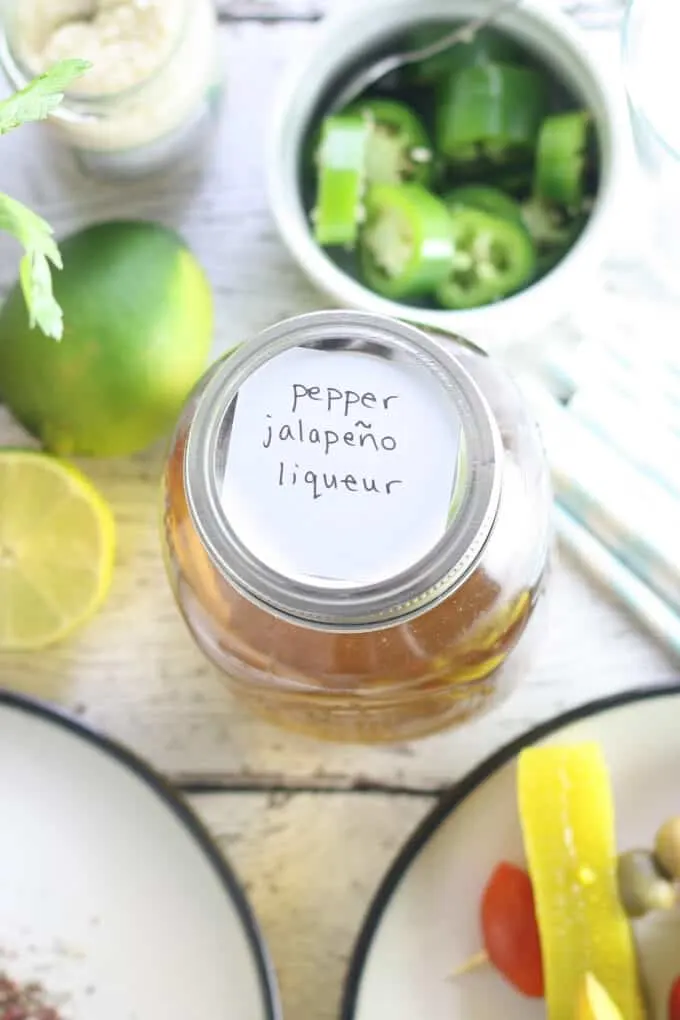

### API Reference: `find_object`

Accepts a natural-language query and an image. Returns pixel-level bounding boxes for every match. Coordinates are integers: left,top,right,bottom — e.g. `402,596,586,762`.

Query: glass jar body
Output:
0,0,222,179
162,340,552,744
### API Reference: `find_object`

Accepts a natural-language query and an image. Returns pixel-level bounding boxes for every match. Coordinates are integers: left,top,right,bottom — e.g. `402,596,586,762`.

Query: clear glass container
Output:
162,311,552,743
623,0,680,289
0,0,222,179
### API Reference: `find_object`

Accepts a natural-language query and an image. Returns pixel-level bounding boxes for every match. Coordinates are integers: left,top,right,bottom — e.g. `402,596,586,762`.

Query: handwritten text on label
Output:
222,347,461,585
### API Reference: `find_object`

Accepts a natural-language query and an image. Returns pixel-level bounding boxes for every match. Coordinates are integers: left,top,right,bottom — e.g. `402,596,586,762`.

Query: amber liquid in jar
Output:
162,313,551,743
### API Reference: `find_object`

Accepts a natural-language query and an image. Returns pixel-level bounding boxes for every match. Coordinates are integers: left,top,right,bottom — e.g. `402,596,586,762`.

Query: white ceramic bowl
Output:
267,0,628,351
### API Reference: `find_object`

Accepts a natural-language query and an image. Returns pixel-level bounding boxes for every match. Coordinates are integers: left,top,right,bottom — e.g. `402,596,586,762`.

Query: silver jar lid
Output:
184,310,503,630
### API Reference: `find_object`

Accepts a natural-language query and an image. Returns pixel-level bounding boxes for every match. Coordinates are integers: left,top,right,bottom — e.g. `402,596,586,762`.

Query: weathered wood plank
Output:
190,791,434,1020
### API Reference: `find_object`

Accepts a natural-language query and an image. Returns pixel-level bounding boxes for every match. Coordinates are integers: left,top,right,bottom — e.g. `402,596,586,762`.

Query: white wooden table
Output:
0,3,676,1017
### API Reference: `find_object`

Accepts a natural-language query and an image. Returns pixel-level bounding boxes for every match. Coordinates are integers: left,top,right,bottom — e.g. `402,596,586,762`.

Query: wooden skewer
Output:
449,949,489,979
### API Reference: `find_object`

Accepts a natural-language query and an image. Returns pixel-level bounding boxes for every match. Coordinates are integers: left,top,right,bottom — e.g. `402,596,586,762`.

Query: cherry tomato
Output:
668,975,680,1020
481,861,544,998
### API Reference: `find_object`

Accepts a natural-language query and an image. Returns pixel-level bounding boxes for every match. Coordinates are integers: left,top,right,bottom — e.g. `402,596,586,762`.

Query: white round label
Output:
221,346,463,587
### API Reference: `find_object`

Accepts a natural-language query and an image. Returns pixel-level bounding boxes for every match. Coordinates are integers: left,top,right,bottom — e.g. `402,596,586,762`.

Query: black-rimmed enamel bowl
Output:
342,684,680,1020
0,691,281,1020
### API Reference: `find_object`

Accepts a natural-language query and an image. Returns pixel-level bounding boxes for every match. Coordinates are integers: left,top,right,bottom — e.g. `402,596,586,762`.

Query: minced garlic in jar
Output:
15,0,185,95
1,0,222,176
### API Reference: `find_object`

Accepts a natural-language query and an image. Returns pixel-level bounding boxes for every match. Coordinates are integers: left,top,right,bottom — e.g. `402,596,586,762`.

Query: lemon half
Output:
0,450,115,650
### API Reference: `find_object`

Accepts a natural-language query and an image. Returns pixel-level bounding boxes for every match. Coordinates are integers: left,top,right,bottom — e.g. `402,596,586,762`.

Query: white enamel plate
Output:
342,685,680,1020
0,692,280,1020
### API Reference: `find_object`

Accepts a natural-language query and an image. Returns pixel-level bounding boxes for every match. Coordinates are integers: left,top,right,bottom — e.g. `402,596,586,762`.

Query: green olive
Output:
654,817,680,879
617,849,676,918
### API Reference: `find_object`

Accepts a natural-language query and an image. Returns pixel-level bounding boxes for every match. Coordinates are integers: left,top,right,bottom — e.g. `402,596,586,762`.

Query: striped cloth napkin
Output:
512,0,680,654
516,327,680,659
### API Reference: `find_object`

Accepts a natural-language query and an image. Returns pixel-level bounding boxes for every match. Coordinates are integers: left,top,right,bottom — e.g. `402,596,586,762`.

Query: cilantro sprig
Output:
0,59,90,340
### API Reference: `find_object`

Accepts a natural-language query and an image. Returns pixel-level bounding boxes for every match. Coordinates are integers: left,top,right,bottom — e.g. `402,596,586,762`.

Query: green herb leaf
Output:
0,58,90,135
0,60,90,339
0,193,63,340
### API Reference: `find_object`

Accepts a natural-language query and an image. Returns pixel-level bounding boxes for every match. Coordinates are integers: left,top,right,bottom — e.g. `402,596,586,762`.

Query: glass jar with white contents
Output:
0,0,221,179
162,311,552,744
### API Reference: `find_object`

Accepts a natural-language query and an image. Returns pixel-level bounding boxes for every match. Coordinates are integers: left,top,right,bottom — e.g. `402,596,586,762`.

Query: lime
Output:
0,449,116,650
0,220,214,457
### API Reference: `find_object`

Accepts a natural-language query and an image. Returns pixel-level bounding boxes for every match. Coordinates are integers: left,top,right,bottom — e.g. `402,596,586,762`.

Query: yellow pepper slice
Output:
577,973,625,1020
517,742,645,1020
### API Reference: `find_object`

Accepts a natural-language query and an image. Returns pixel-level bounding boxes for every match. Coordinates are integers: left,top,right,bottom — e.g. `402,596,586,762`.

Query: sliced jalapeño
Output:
347,98,433,186
445,184,524,224
436,63,547,165
407,24,525,84
534,110,592,208
359,182,454,300
312,113,369,247
436,206,536,309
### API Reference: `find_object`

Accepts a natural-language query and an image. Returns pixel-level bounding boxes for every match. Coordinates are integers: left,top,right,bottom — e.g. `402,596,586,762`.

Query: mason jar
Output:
162,311,552,744
0,0,222,179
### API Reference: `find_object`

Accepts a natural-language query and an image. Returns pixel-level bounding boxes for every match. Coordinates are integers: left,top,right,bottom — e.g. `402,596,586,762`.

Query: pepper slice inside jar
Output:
359,182,454,299
407,24,526,84
346,98,433,185
436,63,547,165
445,184,525,225
521,197,588,277
534,110,592,207
312,113,369,247
436,206,536,309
